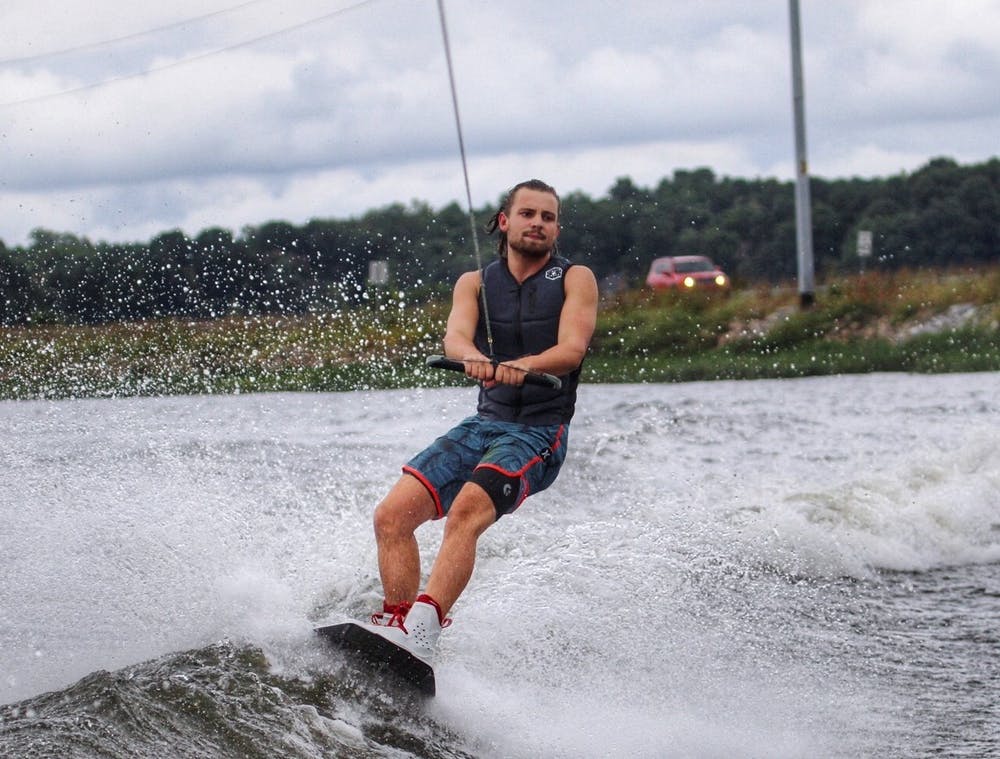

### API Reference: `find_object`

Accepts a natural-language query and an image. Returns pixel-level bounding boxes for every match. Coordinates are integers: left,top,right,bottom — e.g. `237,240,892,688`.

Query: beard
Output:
507,233,553,259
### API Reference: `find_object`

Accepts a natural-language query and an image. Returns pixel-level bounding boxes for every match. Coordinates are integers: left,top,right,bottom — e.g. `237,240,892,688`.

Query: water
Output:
1,372,998,758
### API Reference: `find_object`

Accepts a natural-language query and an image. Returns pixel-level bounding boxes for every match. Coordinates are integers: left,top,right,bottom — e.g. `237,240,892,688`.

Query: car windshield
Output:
674,259,715,273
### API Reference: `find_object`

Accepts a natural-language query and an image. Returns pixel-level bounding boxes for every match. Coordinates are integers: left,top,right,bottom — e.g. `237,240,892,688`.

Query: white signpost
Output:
367,260,389,285
857,230,873,258
857,230,873,272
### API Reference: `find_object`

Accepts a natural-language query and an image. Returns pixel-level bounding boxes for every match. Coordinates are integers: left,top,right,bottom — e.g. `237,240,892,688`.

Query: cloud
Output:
805,0,1000,125
1,0,998,247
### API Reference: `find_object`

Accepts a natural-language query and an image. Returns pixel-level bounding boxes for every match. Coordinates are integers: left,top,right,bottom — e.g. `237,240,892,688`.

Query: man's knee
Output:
469,467,522,520
447,483,501,534
373,475,436,538
372,500,401,540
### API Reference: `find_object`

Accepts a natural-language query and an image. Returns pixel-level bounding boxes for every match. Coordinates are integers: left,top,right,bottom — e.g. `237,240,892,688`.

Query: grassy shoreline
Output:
2,266,998,400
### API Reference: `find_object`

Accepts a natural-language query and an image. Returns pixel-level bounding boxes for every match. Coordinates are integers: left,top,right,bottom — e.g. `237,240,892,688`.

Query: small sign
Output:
857,230,873,258
368,260,389,285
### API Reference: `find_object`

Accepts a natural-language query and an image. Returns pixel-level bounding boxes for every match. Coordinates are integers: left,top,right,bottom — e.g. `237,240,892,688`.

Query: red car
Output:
646,255,729,291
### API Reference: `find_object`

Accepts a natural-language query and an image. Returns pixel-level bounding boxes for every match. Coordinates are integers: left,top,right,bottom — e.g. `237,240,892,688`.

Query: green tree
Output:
0,240,35,324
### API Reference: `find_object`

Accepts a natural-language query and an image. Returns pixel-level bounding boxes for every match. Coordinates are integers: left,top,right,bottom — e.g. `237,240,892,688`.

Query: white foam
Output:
735,427,1000,577
3,372,998,758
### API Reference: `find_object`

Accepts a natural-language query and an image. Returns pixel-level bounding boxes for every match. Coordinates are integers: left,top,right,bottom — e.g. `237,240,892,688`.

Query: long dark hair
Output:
485,179,560,257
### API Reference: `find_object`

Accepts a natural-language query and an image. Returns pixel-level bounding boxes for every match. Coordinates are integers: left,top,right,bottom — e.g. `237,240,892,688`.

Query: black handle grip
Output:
425,355,562,390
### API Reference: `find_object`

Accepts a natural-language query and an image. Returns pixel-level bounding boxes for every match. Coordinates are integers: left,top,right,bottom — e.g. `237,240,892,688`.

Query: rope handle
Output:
425,355,562,390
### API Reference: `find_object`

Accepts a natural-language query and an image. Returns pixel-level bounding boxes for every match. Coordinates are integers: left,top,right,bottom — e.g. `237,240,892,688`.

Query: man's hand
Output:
456,355,530,388
459,353,496,385
492,360,529,387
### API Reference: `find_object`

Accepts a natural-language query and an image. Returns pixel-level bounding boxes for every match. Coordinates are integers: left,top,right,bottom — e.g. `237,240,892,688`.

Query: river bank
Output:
1,266,997,400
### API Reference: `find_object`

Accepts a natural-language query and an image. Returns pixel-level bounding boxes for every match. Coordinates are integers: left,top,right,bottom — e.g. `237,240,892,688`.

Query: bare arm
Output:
442,271,497,383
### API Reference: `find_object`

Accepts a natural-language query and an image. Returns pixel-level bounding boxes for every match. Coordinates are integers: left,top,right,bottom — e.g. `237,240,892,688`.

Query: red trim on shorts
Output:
472,424,566,510
402,465,445,519
550,423,566,454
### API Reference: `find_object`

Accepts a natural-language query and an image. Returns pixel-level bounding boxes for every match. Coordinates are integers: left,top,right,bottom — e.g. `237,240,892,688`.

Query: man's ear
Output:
497,212,509,232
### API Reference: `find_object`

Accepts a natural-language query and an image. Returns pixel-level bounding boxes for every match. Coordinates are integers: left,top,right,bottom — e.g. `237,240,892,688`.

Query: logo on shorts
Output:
503,483,513,497
545,266,563,281
539,446,552,461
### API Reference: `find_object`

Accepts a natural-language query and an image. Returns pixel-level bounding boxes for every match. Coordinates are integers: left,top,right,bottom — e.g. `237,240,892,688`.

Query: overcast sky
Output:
2,0,999,247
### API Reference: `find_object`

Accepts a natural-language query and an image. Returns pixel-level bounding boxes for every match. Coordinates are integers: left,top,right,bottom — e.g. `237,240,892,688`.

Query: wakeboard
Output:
315,622,436,697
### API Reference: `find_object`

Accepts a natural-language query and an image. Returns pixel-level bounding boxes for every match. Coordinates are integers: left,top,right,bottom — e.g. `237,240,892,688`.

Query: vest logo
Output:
545,266,564,281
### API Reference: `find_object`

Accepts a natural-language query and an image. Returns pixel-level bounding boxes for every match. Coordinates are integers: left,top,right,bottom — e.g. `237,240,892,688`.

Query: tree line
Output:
1,156,998,325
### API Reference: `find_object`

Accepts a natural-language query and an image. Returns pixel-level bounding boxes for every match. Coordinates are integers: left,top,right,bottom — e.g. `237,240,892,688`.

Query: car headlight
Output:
683,276,696,288
715,275,727,286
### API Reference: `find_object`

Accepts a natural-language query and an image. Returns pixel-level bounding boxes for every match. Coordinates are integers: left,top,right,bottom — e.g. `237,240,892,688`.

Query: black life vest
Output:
474,255,581,425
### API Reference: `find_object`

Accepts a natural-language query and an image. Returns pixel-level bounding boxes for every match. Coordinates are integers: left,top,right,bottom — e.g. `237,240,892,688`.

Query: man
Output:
366,179,598,663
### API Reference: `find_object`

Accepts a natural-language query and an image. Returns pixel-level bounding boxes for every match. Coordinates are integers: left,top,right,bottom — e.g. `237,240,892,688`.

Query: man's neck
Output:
504,250,552,284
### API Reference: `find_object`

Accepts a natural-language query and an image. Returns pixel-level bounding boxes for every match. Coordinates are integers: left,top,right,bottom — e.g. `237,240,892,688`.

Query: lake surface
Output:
2,372,998,757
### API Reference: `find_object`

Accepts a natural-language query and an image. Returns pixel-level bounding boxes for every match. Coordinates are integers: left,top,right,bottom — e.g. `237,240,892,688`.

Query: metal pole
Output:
789,0,815,308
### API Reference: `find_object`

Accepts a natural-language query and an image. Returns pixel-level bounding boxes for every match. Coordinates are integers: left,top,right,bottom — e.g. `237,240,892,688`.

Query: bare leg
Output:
424,482,496,618
373,475,437,606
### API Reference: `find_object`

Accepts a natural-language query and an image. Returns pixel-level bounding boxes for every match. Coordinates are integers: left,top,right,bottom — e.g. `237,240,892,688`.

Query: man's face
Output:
499,188,560,259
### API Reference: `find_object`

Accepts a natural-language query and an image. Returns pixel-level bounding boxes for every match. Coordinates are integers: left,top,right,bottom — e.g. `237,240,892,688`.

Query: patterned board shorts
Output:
403,415,569,519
